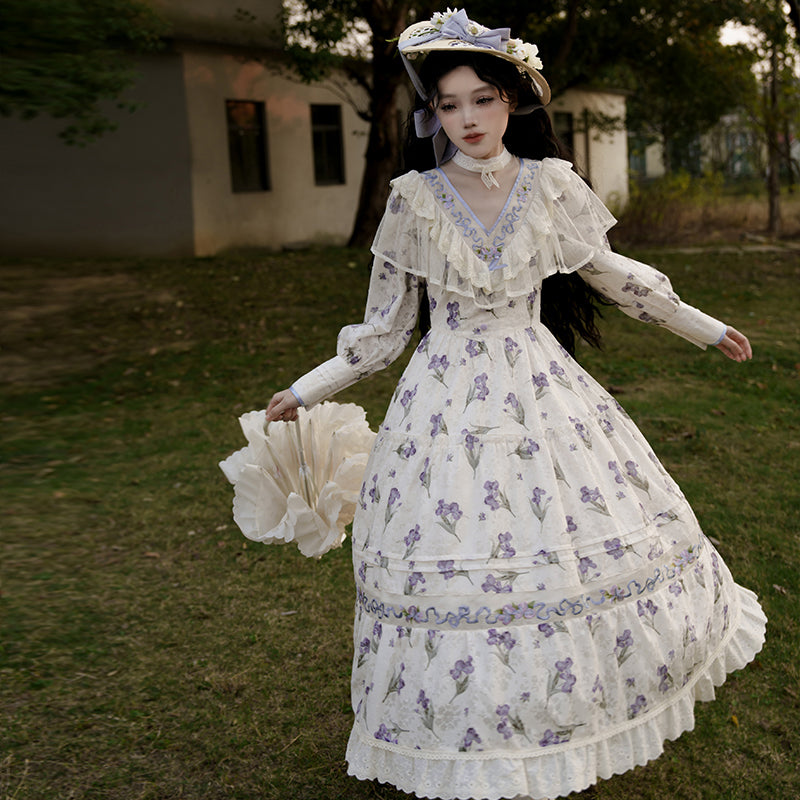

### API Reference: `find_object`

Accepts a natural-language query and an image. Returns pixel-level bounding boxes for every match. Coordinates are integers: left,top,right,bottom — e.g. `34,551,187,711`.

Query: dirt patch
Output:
0,268,166,387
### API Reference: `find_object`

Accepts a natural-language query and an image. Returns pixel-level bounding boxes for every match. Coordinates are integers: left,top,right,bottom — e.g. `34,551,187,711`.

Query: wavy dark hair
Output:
402,50,607,356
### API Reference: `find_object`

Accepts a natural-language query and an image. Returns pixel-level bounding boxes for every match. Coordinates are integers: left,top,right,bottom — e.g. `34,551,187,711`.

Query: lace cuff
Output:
290,356,359,409
663,303,727,350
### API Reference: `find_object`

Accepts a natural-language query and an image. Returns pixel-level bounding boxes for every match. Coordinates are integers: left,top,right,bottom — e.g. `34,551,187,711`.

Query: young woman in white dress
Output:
265,9,765,800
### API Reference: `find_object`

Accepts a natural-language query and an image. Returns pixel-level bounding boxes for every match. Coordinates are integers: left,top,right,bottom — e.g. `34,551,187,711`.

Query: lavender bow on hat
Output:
398,9,511,98
405,9,511,54
413,109,457,165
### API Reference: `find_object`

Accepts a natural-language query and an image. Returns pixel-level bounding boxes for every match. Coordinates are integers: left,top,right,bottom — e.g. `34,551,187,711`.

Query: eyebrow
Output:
437,83,495,101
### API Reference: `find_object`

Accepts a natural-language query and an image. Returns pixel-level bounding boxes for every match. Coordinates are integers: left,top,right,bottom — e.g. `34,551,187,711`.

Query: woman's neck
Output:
452,148,512,189
441,150,520,229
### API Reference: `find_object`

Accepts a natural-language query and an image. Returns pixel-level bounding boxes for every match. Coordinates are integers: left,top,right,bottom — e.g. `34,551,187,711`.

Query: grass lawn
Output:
1,245,798,800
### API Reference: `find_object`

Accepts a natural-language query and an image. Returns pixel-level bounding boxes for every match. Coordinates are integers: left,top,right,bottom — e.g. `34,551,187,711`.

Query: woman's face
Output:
433,65,513,159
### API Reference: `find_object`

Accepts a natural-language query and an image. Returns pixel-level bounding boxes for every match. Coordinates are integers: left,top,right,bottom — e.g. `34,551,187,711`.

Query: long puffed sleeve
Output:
290,259,424,408
578,248,726,349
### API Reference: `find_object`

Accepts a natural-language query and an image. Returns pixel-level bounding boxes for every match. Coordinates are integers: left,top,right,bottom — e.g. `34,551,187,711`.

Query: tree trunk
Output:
348,42,406,247
766,48,781,237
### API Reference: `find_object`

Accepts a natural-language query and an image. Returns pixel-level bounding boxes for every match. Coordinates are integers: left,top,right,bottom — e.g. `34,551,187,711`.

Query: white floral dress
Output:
291,157,766,800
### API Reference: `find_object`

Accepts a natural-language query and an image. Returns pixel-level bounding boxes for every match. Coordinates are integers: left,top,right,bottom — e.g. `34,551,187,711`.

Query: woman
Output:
265,10,765,799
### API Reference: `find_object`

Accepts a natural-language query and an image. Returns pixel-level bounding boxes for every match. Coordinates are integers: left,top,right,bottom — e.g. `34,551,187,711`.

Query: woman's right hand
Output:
265,389,301,422
714,326,753,363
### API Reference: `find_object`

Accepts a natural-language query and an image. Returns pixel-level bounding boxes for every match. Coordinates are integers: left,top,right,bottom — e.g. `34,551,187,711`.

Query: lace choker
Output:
452,148,512,189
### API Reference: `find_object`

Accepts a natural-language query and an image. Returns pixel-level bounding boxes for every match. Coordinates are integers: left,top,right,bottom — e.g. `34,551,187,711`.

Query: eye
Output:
476,96,495,105
438,102,457,113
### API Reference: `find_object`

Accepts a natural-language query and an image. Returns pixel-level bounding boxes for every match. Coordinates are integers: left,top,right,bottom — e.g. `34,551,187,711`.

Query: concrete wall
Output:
549,89,629,211
0,54,195,256
181,47,370,255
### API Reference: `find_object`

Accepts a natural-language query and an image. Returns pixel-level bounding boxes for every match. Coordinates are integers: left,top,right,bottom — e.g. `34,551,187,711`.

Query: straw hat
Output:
398,8,551,105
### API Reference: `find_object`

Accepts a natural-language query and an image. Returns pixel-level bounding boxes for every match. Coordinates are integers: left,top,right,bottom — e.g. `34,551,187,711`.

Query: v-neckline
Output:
420,159,541,272
435,161,524,234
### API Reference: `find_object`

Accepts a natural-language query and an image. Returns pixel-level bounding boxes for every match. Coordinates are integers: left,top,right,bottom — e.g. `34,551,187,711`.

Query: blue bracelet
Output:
289,385,305,406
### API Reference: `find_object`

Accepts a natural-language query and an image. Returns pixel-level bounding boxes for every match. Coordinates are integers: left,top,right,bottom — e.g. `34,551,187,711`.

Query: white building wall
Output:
181,48,370,255
549,89,629,210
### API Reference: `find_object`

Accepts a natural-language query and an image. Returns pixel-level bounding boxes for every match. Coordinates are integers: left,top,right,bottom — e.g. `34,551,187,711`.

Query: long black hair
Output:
402,50,606,356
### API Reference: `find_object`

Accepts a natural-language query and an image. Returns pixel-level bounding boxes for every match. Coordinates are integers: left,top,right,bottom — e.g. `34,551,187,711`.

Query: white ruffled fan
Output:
219,402,376,558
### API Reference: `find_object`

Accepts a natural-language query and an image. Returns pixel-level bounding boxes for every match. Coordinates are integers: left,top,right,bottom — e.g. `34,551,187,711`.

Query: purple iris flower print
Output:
615,629,635,665
565,515,577,533
437,559,472,583
580,485,610,515
460,727,482,751
495,704,530,742
419,457,431,495
385,487,401,525
504,337,521,368
491,531,515,559
637,598,659,633
539,729,569,747
511,437,539,459
415,688,436,734
657,664,673,693
430,413,448,438
503,392,526,427
604,538,626,560
435,499,463,538
403,525,421,558
404,571,426,596
532,372,549,399
481,574,513,593
625,459,650,494
446,301,461,330
374,723,398,743
484,480,514,516
427,355,450,386
549,360,572,390
464,372,490,409
449,655,474,700
627,694,648,719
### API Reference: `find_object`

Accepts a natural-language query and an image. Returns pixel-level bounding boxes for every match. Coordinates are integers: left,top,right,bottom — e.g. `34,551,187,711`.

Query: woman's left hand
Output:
715,326,753,362
265,389,301,422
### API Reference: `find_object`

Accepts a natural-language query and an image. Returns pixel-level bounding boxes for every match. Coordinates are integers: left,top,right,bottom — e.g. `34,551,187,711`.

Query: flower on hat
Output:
432,8,459,27
507,39,544,71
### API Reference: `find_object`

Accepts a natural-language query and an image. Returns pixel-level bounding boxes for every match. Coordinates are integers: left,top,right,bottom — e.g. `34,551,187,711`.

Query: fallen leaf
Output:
143,551,160,559
772,584,788,595
731,715,739,727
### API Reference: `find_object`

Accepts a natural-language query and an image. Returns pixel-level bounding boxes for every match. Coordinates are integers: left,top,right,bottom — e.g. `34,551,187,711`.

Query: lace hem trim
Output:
345,585,766,798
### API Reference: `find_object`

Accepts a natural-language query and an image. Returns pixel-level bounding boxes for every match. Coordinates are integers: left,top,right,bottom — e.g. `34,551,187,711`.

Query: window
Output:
311,104,345,185
226,100,270,192
553,111,574,155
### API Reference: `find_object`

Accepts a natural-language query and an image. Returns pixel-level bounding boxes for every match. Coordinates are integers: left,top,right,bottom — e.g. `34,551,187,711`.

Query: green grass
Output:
1,246,799,800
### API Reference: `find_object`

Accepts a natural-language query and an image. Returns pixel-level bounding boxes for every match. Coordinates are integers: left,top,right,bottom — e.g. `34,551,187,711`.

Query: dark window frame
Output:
553,111,575,156
226,99,270,193
311,104,345,186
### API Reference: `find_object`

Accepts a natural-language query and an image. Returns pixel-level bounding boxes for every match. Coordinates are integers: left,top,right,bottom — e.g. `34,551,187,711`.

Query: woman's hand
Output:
265,389,301,422
715,326,753,363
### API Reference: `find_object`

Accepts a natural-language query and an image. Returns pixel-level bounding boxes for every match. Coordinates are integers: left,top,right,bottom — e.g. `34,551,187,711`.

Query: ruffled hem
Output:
345,584,766,800
372,158,617,309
